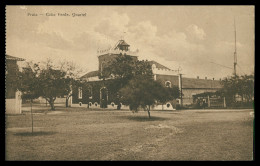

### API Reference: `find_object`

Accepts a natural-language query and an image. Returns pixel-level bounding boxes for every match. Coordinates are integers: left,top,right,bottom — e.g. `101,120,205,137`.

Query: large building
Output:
5,55,25,114
71,40,222,110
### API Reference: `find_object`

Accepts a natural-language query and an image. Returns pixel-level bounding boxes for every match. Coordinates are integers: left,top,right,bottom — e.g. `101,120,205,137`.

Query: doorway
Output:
100,87,108,108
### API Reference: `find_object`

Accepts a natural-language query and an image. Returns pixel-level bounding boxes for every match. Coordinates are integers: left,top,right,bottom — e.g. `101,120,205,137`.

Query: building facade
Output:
71,40,222,110
5,55,25,114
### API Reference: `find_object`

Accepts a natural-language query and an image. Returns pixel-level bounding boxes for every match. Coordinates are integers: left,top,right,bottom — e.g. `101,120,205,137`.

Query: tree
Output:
18,60,77,110
101,54,154,109
120,76,180,118
58,60,83,107
240,74,254,102
219,74,254,106
18,63,40,133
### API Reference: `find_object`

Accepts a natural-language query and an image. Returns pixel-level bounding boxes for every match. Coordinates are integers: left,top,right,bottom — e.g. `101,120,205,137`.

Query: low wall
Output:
6,98,22,114
71,102,130,110
36,97,66,107
71,102,175,111
39,103,66,107
152,103,176,110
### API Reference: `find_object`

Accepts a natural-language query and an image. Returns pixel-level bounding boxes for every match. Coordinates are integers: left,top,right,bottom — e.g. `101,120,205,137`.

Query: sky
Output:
6,6,254,79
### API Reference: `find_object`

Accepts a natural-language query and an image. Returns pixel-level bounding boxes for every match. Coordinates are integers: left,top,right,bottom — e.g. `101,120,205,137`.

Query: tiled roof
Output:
182,77,222,89
148,60,171,70
6,55,25,61
81,70,99,79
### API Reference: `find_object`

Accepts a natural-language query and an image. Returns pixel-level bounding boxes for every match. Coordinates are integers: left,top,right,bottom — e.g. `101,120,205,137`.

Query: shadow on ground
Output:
121,115,169,122
13,131,57,136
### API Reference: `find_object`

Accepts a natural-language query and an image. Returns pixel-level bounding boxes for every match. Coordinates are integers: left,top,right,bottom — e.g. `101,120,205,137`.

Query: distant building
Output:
5,55,25,114
71,40,222,110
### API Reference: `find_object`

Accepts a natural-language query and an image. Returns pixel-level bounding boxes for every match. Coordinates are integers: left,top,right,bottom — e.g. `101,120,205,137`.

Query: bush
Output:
176,104,181,110
229,101,254,108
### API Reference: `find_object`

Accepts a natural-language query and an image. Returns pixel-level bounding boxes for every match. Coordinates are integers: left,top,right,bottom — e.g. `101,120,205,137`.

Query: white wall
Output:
152,104,176,110
6,91,22,114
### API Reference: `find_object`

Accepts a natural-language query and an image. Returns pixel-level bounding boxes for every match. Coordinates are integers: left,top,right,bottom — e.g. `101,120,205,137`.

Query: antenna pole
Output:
233,18,237,76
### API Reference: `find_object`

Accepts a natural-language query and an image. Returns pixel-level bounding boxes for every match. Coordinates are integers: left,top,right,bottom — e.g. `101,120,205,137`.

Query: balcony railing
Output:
97,49,139,56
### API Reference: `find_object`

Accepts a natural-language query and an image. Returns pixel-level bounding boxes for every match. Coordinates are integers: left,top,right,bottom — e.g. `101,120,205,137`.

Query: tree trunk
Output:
147,105,151,119
48,98,56,110
66,94,72,108
66,97,68,107
50,102,55,110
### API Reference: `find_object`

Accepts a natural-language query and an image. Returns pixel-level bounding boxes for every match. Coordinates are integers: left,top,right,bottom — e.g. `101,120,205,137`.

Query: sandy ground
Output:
5,107,254,160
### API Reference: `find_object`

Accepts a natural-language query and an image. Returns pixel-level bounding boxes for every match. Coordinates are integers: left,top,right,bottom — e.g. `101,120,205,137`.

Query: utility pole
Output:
233,18,237,76
178,74,183,107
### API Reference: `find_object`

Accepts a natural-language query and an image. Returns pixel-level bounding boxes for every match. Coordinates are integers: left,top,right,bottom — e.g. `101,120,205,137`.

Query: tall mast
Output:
233,18,237,76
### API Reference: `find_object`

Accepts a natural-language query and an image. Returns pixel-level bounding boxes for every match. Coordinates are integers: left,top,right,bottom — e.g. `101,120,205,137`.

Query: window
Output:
78,87,82,99
88,87,93,97
111,102,115,107
166,103,171,108
165,81,172,88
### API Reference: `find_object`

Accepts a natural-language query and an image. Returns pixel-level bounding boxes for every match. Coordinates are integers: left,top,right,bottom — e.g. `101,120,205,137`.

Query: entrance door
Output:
100,87,108,108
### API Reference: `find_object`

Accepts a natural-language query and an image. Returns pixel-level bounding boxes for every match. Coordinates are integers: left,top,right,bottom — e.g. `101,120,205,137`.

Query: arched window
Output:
165,81,172,88
78,87,82,99
166,103,171,108
88,87,93,97
166,102,172,108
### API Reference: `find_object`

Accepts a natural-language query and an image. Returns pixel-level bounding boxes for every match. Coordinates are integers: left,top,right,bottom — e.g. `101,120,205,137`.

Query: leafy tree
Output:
18,60,79,110
17,63,40,133
58,60,83,107
100,54,180,113
240,74,254,102
219,74,254,106
101,54,154,109
101,54,152,81
100,54,136,80
119,76,180,118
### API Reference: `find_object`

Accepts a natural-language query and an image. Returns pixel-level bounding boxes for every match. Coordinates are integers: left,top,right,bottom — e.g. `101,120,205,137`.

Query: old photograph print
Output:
5,6,254,160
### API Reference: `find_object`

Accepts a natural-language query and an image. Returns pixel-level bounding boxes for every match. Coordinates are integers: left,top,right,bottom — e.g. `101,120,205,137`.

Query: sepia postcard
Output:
5,5,254,161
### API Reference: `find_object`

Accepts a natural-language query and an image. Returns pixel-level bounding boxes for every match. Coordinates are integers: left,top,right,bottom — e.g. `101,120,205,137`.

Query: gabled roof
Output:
80,70,99,79
148,60,171,70
6,55,25,61
182,77,222,89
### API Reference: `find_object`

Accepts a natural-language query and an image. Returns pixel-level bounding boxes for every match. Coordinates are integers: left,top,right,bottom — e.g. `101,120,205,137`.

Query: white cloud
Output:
94,12,130,40
128,21,157,43
186,24,206,40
